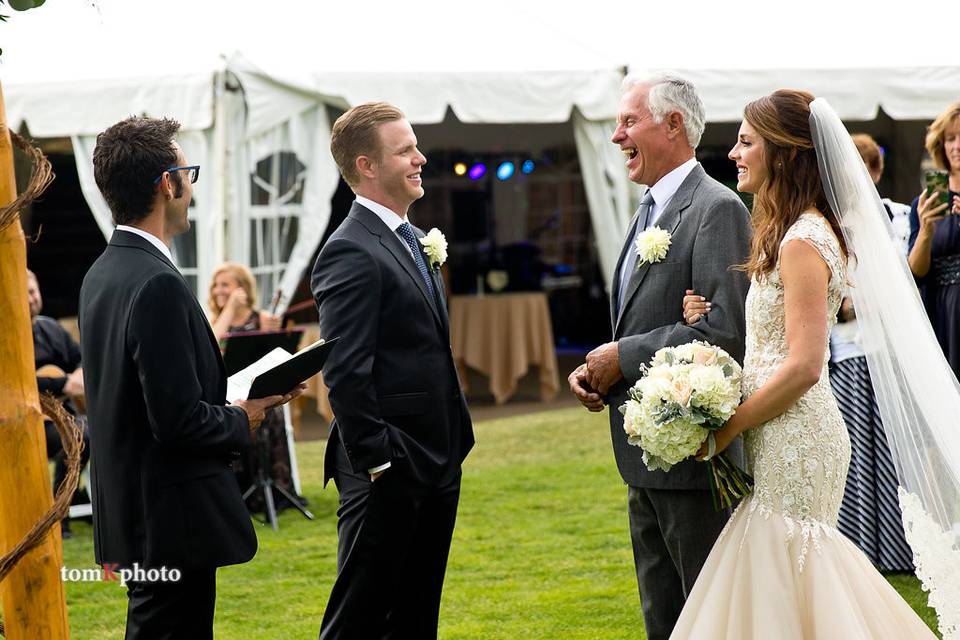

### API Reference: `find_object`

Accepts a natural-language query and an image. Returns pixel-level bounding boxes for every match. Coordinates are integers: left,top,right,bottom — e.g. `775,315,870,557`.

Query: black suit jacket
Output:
311,203,474,487
79,230,256,570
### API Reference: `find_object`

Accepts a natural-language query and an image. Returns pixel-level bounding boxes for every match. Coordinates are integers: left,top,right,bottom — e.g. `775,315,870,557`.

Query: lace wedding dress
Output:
671,214,936,639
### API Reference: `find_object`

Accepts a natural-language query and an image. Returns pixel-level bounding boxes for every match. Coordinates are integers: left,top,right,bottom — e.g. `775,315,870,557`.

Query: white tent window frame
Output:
244,146,310,308
170,204,200,295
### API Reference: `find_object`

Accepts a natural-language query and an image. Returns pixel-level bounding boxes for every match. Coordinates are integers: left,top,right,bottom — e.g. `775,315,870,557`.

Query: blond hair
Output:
330,102,405,188
208,262,257,315
925,101,960,170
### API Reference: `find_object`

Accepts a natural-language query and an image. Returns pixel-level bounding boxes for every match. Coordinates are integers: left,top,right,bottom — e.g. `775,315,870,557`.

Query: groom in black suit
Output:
79,116,299,639
312,102,474,639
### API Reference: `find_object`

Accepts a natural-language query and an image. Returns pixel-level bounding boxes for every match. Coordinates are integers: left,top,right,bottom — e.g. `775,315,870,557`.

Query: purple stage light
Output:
468,163,487,180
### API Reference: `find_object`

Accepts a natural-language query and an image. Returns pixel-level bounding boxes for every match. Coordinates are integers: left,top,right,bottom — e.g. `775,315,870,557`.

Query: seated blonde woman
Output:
208,262,281,341
206,261,305,514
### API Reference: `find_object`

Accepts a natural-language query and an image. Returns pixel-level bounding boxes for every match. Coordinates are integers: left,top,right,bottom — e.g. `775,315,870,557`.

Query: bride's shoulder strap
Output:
778,214,843,283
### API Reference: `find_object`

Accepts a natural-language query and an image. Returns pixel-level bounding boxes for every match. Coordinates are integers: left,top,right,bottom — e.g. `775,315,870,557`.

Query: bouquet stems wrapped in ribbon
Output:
619,341,753,510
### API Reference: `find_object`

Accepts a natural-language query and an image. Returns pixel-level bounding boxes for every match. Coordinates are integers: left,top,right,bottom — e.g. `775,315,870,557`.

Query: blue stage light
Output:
496,162,515,181
468,163,487,180
521,159,535,174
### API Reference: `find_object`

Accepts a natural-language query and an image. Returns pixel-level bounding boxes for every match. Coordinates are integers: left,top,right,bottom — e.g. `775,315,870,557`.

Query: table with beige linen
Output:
448,292,560,405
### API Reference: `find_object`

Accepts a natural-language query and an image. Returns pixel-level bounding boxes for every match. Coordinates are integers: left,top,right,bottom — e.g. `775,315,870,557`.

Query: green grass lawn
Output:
58,408,941,638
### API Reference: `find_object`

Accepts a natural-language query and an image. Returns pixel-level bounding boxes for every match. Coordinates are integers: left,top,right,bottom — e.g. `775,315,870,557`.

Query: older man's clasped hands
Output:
567,341,625,412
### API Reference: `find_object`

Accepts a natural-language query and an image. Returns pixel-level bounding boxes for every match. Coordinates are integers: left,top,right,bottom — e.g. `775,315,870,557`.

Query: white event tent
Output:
2,0,958,299
1,0,632,303
619,0,959,209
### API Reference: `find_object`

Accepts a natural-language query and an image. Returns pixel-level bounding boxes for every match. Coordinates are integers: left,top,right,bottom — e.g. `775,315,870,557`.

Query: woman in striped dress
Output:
828,134,912,571
829,309,913,571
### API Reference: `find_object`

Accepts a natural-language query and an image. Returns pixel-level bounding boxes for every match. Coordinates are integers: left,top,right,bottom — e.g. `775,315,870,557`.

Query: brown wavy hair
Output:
739,89,848,280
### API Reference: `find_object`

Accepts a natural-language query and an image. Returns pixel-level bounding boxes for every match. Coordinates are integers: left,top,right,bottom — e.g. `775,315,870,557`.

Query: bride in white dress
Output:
672,90,938,639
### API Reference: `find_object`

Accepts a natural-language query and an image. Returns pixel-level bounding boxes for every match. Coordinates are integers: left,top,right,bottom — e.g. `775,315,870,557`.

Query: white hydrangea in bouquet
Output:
619,340,753,509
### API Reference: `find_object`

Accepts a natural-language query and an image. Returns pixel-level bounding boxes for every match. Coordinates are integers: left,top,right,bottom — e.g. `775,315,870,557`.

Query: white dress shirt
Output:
645,157,699,227
115,224,175,264
355,196,413,259
617,158,700,294
353,195,408,476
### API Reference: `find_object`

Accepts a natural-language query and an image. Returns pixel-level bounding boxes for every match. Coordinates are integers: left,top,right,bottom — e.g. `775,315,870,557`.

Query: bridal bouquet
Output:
619,341,753,509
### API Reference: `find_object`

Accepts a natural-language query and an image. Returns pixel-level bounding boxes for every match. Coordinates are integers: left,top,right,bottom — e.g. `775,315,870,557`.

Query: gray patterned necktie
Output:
617,190,656,314
396,222,436,300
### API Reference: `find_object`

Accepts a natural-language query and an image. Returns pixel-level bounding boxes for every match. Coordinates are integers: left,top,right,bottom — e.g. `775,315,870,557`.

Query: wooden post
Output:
0,82,70,638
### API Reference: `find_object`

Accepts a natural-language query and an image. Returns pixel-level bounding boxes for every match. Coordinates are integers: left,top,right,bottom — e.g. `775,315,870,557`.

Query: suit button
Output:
453,390,460,399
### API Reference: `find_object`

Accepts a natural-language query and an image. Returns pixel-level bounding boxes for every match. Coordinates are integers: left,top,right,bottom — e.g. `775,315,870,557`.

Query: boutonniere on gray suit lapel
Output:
419,228,448,270
634,226,672,266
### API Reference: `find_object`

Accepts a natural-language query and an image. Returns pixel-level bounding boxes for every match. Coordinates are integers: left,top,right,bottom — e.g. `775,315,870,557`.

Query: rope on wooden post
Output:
0,131,54,233
0,122,66,637
0,394,83,637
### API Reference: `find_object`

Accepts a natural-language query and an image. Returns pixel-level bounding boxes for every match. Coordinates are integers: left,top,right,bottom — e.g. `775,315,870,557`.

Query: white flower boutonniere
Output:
419,228,448,269
634,226,672,265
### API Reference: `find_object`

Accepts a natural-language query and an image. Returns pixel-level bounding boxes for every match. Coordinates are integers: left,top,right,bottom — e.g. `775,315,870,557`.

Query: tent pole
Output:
0,81,71,639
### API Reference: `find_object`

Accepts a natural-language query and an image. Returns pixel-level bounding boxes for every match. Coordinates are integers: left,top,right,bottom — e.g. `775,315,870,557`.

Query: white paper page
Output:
226,347,292,401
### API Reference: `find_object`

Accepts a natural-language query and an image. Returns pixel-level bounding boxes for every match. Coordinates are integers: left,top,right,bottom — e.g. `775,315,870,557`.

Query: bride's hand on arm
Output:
682,289,711,324
695,423,739,460
722,239,832,438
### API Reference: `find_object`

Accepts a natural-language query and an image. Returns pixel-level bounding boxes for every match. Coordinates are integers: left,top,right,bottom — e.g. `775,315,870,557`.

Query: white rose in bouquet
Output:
690,342,719,366
619,341,752,509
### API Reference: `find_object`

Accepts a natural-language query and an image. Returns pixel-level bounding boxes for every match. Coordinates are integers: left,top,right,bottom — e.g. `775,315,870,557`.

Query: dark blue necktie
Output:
396,222,436,300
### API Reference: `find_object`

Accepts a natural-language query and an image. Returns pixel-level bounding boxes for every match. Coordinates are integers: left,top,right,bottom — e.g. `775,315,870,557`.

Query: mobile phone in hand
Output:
925,170,950,211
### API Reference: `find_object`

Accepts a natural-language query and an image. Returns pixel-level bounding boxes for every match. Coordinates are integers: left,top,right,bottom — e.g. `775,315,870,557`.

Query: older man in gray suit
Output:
568,74,751,640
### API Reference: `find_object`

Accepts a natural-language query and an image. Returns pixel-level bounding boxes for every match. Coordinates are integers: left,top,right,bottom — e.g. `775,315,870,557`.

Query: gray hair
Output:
622,73,706,149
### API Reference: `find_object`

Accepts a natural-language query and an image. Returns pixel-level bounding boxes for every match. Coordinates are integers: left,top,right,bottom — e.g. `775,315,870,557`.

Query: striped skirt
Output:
829,356,914,572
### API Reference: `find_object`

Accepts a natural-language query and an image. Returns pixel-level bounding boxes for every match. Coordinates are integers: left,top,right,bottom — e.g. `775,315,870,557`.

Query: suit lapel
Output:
111,229,227,376
615,166,705,335
351,204,445,332
421,241,450,333
428,264,449,333
110,228,179,272
610,205,643,329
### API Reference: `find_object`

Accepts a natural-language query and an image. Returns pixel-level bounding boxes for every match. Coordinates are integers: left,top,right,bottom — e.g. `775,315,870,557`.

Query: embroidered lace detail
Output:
717,495,842,572
738,214,850,568
898,489,960,640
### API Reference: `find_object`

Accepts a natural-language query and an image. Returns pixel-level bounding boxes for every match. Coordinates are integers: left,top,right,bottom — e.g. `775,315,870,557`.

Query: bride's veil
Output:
810,98,960,637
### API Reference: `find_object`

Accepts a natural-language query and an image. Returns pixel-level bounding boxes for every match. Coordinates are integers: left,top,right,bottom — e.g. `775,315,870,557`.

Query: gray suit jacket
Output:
608,164,751,489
